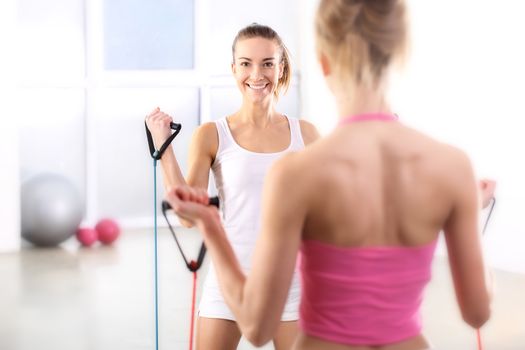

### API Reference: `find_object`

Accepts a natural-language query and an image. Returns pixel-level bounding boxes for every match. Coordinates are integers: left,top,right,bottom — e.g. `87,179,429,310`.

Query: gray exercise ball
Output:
21,173,83,247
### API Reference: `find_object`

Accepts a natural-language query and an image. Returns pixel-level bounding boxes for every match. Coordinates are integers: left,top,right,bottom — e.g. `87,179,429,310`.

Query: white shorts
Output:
198,261,301,321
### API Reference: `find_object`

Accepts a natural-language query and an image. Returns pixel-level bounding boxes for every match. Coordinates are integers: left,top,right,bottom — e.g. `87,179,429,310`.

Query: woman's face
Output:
232,37,283,103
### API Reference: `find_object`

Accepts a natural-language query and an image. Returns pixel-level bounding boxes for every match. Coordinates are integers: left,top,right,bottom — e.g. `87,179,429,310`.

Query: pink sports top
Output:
299,239,437,345
339,112,399,125
299,112,436,346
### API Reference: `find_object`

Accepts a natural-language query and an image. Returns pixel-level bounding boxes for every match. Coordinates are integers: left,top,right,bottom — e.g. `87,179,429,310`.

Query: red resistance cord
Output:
475,197,496,350
477,329,483,350
189,263,199,350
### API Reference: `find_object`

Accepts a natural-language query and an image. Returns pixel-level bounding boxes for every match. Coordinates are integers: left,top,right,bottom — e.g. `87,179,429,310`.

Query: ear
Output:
278,62,284,79
231,62,236,75
319,52,331,76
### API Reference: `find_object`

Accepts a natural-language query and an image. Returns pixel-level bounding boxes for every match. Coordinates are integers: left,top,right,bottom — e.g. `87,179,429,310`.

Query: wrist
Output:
197,210,222,237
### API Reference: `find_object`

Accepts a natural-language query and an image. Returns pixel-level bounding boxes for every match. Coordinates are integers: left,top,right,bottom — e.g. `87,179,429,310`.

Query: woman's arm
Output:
146,108,185,188
146,108,217,227
444,151,492,329
166,153,306,346
299,119,321,146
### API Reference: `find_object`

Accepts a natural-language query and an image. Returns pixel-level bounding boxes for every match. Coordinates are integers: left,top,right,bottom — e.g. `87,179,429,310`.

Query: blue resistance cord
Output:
145,121,218,350
153,158,159,350
145,121,181,350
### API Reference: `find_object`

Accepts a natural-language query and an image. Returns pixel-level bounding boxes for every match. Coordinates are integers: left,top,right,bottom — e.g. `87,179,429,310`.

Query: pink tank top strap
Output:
339,113,398,126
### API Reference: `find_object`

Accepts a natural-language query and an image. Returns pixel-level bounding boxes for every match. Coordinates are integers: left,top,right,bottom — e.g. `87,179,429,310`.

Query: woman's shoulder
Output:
407,128,475,187
193,122,218,138
191,122,219,154
297,118,321,145
401,125,472,164
418,130,473,167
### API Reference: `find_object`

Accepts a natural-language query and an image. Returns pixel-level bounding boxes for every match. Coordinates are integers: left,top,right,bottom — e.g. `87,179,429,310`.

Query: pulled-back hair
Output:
232,23,292,97
316,0,407,86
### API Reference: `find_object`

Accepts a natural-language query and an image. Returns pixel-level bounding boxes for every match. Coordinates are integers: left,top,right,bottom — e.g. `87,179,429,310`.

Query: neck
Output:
334,82,392,120
236,97,277,127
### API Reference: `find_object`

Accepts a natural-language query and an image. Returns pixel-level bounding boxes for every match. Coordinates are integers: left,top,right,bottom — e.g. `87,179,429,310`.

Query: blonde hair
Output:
232,23,292,97
315,0,407,87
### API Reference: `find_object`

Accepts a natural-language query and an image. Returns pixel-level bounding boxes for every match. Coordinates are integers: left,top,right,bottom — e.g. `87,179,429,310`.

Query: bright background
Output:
1,0,524,275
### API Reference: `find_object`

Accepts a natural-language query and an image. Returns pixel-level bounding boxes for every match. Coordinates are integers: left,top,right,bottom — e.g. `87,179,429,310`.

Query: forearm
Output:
486,268,494,302
198,221,279,345
160,148,198,227
159,147,186,189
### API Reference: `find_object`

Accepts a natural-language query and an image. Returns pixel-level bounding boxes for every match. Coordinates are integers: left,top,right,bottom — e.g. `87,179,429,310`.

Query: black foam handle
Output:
161,196,220,211
481,197,496,235
145,121,182,160
209,196,220,208
161,195,219,273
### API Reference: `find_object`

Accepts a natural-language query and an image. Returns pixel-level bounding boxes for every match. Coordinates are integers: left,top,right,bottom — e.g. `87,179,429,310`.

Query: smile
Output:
247,83,269,90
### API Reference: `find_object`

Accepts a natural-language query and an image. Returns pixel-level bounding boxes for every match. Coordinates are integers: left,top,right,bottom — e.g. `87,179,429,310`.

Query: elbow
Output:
245,329,272,348
462,305,491,329
235,297,282,346
458,284,493,329
242,321,273,347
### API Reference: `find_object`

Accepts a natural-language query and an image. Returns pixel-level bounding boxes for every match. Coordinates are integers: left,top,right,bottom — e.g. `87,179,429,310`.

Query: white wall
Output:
298,0,337,134
0,123,19,253
0,0,20,252
299,0,525,274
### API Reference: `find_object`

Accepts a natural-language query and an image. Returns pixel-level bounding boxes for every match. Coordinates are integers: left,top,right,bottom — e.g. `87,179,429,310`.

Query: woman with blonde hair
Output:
146,23,319,349
165,1,494,349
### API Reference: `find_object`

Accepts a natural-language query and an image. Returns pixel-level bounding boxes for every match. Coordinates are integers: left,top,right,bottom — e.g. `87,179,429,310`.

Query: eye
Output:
239,61,250,67
263,62,274,68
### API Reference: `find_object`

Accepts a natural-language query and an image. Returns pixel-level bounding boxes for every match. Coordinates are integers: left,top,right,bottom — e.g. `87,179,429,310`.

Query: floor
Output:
1,228,524,350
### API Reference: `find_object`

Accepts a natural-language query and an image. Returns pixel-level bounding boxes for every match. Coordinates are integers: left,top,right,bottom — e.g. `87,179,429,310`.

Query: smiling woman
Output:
233,42,280,103
145,23,320,350
231,24,292,99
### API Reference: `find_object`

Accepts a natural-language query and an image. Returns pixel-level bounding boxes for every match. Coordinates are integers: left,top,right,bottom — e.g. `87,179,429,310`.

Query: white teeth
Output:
248,83,267,90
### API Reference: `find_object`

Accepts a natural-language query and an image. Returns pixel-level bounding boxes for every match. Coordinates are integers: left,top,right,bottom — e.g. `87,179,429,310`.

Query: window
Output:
103,0,194,70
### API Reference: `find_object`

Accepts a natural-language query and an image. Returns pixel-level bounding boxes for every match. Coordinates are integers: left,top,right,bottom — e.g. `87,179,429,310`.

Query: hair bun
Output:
315,0,406,85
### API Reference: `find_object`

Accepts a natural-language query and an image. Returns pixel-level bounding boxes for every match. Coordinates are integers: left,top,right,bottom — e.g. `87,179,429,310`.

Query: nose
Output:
250,65,263,80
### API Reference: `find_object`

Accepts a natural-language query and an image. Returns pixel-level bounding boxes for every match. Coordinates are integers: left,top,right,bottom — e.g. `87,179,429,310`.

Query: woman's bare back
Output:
299,121,468,248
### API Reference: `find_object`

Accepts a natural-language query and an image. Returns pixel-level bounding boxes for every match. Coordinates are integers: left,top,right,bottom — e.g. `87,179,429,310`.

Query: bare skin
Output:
165,77,494,349
167,115,494,349
146,36,319,350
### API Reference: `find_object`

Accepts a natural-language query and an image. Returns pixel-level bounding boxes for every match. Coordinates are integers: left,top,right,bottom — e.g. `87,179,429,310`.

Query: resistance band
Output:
477,197,496,350
145,121,181,350
162,199,218,350
145,121,219,350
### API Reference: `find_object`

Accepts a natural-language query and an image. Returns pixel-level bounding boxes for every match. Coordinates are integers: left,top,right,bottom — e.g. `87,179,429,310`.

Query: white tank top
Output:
211,116,305,266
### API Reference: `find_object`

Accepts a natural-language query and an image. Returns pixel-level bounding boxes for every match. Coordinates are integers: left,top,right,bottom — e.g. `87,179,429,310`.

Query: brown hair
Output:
315,0,407,86
232,23,292,97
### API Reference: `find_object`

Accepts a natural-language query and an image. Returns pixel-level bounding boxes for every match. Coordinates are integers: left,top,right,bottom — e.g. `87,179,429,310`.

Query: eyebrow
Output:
237,57,276,61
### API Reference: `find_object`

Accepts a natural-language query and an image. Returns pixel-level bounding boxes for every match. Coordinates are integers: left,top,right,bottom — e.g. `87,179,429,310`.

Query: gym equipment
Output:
95,218,120,245
162,199,219,350
162,199,219,271
146,120,181,350
145,119,218,350
21,173,83,247
76,227,98,247
477,196,496,350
